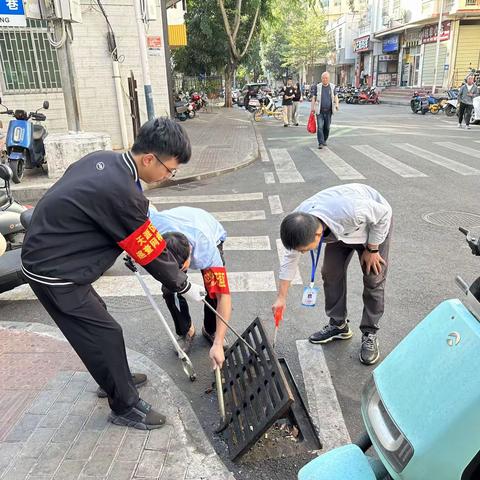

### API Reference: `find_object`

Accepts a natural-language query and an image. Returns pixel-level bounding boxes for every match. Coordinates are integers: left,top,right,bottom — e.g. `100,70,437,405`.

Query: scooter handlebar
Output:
459,227,469,236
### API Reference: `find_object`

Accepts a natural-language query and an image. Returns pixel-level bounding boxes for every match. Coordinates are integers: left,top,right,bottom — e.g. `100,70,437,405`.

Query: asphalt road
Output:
2,101,480,479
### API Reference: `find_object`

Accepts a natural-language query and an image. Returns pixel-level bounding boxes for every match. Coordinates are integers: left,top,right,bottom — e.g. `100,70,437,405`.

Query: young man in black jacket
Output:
21,118,207,430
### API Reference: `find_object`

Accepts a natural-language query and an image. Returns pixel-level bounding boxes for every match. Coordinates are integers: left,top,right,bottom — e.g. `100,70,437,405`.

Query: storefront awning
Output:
374,18,436,38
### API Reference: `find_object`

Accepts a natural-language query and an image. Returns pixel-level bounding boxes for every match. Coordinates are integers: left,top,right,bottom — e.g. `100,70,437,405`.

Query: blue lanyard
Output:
310,235,324,284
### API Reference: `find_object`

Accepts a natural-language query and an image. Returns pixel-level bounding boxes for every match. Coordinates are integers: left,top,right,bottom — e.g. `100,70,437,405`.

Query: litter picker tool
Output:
272,306,284,349
201,298,260,358
124,257,197,382
215,366,226,424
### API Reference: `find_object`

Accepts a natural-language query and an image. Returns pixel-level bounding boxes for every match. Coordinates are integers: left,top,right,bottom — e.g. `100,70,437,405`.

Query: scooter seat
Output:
0,248,25,295
298,444,377,480
20,208,34,230
32,124,46,141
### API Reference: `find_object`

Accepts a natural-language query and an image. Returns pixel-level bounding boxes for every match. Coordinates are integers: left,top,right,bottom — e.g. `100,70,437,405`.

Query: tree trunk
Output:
224,61,235,108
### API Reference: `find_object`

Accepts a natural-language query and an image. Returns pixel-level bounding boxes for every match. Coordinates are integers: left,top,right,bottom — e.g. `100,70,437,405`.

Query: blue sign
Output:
383,35,399,53
0,0,26,27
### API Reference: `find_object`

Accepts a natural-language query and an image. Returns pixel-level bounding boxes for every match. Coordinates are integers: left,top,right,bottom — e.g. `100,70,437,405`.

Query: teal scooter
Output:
299,227,480,480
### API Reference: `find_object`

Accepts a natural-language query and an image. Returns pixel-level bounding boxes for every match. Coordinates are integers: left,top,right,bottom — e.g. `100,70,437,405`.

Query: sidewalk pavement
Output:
0,322,235,480
11,108,258,203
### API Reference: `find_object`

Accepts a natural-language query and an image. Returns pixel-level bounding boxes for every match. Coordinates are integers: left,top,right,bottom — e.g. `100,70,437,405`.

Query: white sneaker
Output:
467,125,471,130
458,124,463,128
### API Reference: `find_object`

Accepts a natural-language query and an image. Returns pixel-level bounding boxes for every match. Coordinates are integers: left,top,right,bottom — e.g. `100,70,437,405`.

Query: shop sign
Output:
354,35,371,53
379,54,398,61
421,21,451,44
383,35,399,53
0,0,26,27
147,36,162,55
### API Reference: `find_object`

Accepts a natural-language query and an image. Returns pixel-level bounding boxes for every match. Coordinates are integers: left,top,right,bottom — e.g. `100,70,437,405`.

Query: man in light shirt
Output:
272,184,392,365
149,206,230,368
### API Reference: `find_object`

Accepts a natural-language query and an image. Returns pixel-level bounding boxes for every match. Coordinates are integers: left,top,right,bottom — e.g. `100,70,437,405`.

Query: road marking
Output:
310,147,365,180
1,272,278,302
256,131,270,162
148,192,263,204
269,148,305,183
268,195,284,215
276,239,302,285
264,172,276,184
296,340,351,451
211,210,266,222
352,145,427,178
435,142,480,159
393,143,480,175
224,236,271,250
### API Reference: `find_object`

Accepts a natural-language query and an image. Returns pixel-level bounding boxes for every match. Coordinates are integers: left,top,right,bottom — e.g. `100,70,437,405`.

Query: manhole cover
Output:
105,296,156,313
423,211,480,228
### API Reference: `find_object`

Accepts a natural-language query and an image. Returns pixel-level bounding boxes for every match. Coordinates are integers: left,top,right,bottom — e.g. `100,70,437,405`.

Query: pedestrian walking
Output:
458,74,479,130
292,82,302,126
272,183,392,366
21,118,207,430
310,72,339,149
282,78,295,127
149,206,231,363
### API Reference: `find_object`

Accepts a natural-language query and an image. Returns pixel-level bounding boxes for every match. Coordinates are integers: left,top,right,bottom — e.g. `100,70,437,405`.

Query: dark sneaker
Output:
284,124,288,127
202,327,229,349
318,144,323,149
359,333,380,365
109,398,166,430
96,373,147,398
309,321,353,344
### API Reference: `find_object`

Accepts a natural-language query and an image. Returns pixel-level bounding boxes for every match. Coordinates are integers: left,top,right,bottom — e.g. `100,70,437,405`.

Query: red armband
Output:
118,219,166,266
202,267,230,299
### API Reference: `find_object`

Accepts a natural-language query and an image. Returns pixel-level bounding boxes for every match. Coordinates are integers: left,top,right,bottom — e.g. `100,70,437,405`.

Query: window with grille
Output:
0,19,62,93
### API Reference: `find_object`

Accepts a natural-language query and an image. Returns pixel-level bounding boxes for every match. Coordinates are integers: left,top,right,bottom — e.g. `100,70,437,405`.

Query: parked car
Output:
237,83,268,107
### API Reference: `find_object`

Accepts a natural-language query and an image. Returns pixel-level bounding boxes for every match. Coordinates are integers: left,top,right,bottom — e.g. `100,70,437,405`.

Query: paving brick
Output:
0,442,23,473
135,450,166,478
51,415,87,443
53,459,85,479
100,423,128,449
65,430,101,460
39,402,73,428
71,372,91,382
4,414,43,442
69,392,98,417
158,463,188,480
83,405,109,431
82,445,117,477
3,456,36,479
55,380,86,404
27,390,61,415
21,428,55,458
44,371,74,391
116,433,146,462
107,460,137,480
144,425,172,451
29,442,68,476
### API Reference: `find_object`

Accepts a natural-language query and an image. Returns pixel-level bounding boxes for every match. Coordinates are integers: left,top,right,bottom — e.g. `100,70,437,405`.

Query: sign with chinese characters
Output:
147,35,162,56
0,0,26,27
421,21,451,44
353,35,371,53
379,54,398,61
383,35,399,53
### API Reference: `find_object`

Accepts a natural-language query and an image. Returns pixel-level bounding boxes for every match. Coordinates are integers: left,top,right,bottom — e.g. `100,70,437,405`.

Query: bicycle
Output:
253,96,284,122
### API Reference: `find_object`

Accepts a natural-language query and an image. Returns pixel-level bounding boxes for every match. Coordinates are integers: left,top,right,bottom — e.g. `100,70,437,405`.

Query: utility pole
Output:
159,0,175,118
54,20,82,131
134,0,155,121
432,0,445,95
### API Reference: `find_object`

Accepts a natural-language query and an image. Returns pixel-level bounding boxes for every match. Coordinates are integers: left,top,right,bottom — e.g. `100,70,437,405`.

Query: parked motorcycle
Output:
299,226,480,479
410,91,429,115
0,164,29,250
0,98,49,184
358,87,380,104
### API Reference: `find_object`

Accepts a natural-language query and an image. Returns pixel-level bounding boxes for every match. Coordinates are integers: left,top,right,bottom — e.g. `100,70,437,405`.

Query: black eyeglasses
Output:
152,153,177,178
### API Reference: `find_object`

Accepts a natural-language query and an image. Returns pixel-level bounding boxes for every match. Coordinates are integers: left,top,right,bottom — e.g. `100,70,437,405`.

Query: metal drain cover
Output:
423,211,480,228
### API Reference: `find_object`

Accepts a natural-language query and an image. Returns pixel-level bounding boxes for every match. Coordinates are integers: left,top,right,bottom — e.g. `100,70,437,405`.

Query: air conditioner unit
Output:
34,0,82,22
145,0,157,21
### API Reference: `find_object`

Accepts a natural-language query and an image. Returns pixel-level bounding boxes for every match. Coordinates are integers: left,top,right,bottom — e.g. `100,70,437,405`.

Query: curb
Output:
0,321,235,480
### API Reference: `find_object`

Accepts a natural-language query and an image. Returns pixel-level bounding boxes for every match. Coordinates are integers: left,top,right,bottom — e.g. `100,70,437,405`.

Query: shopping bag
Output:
307,112,316,134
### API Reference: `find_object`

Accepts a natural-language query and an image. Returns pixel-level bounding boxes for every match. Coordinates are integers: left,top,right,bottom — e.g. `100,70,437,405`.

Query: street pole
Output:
54,20,81,132
134,0,155,121
159,0,175,118
431,0,445,95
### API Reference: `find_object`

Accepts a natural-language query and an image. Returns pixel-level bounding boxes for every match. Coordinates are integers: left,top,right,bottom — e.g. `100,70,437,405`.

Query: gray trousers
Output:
321,228,391,334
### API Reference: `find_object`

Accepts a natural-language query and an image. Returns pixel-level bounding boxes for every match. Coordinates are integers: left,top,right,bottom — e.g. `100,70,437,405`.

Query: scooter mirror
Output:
0,164,13,182
43,101,49,110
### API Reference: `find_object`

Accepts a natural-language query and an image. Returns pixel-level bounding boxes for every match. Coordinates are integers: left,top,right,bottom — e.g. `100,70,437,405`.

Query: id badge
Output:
302,285,319,307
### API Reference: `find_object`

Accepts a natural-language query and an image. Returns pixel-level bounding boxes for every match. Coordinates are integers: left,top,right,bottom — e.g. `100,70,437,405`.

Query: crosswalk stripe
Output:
211,211,266,222
257,131,270,162
148,193,263,204
276,239,302,285
269,148,305,183
352,145,427,178
268,195,284,215
224,236,271,250
0,272,278,302
435,142,480,159
393,143,480,175
310,147,365,180
264,172,276,184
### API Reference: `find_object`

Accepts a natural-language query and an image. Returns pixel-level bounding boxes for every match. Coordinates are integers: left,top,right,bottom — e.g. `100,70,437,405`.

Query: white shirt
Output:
279,184,392,282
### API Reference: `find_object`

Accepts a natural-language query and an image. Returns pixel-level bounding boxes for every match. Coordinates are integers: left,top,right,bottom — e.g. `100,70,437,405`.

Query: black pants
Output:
316,111,332,145
458,102,473,126
162,243,225,337
28,280,138,414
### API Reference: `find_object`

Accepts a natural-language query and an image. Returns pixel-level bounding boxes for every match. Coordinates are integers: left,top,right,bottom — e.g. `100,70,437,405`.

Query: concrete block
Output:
29,442,69,476
20,427,55,458
53,459,86,479
39,401,73,428
4,413,43,442
45,132,112,179
82,445,117,476
107,460,137,480
51,414,87,443
27,389,61,415
3,456,36,479
116,433,146,462
135,449,166,478
65,430,101,460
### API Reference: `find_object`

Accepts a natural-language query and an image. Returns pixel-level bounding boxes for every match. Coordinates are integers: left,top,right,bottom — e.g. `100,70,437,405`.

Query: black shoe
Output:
284,124,288,127
295,123,299,126
202,326,229,349
96,373,147,398
318,144,323,149
177,328,195,355
309,321,352,344
359,333,380,365
109,399,166,430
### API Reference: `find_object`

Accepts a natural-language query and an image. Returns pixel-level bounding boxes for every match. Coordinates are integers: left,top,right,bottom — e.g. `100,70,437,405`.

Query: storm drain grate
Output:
221,317,294,460
422,211,480,228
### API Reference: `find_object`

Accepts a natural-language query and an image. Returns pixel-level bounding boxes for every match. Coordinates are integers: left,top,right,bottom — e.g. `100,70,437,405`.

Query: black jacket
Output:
21,151,190,293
